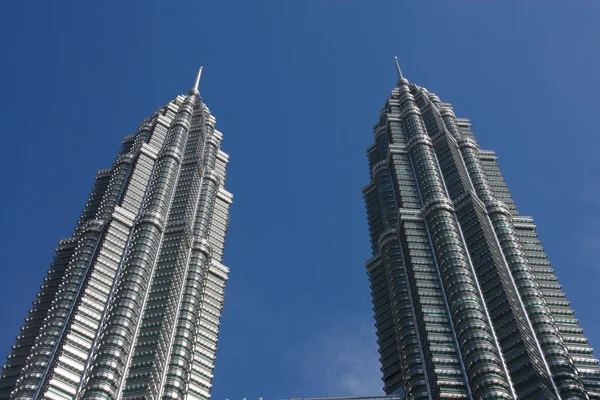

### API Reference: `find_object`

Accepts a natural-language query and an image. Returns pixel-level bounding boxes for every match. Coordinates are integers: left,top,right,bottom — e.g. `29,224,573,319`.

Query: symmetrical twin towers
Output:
1,62,598,400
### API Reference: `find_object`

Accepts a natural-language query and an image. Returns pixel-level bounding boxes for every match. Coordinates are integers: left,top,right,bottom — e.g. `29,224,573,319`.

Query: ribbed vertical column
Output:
4,110,165,400
94,156,135,221
81,95,195,400
0,83,233,400
428,93,589,399
0,165,113,399
161,130,220,399
119,112,206,399
397,79,514,399
372,154,431,399
0,241,75,399
10,142,138,399
9,222,104,400
379,232,430,399
457,139,588,398
416,91,556,398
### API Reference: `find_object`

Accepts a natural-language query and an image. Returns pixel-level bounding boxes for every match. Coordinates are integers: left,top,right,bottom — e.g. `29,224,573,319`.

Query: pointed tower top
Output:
394,56,409,87
189,66,203,96
394,56,403,79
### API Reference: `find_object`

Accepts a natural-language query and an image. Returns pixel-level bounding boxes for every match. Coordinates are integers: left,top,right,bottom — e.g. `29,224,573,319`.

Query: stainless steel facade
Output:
0,71,233,400
363,68,600,399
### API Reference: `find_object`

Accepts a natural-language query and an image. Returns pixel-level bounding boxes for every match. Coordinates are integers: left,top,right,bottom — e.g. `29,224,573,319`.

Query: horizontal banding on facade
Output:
371,160,388,178
81,219,106,234
457,137,479,152
116,153,135,165
407,134,433,151
192,237,213,257
157,148,183,164
485,200,513,220
137,211,166,231
423,196,454,217
377,228,398,249
202,170,221,185
439,107,456,118
400,105,422,120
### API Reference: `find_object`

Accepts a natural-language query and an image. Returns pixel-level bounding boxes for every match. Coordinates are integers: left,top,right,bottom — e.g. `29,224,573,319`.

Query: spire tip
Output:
194,67,203,91
190,66,203,96
393,56,403,80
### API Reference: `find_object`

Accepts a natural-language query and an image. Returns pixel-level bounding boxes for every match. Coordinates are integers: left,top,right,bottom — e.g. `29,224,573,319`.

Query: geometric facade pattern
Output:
363,60,600,399
0,69,232,400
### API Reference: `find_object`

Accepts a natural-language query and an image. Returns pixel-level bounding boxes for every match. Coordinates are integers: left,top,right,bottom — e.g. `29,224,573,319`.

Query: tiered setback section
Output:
363,78,600,399
0,91,232,400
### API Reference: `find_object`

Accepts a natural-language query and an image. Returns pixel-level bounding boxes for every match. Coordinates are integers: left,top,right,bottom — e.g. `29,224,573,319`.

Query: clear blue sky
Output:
1,2,599,399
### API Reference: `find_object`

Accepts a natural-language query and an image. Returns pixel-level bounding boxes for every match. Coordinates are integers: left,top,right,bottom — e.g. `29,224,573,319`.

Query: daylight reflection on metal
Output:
362,65,600,399
0,72,233,400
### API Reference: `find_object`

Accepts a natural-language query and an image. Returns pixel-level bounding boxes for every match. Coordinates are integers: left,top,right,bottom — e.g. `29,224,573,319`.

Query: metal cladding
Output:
0,82,233,400
363,70,600,399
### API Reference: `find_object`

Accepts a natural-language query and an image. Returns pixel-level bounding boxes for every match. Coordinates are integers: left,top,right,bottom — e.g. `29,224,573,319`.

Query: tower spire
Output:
189,66,203,96
394,56,403,80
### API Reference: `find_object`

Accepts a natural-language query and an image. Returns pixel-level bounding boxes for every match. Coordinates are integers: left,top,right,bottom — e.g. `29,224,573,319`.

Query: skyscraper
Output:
0,69,233,400
363,59,600,399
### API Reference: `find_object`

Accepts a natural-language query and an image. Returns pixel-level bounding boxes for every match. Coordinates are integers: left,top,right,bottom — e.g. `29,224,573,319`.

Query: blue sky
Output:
1,1,599,399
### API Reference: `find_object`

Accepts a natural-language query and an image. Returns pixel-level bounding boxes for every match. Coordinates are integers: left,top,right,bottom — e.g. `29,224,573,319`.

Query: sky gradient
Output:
1,2,599,399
